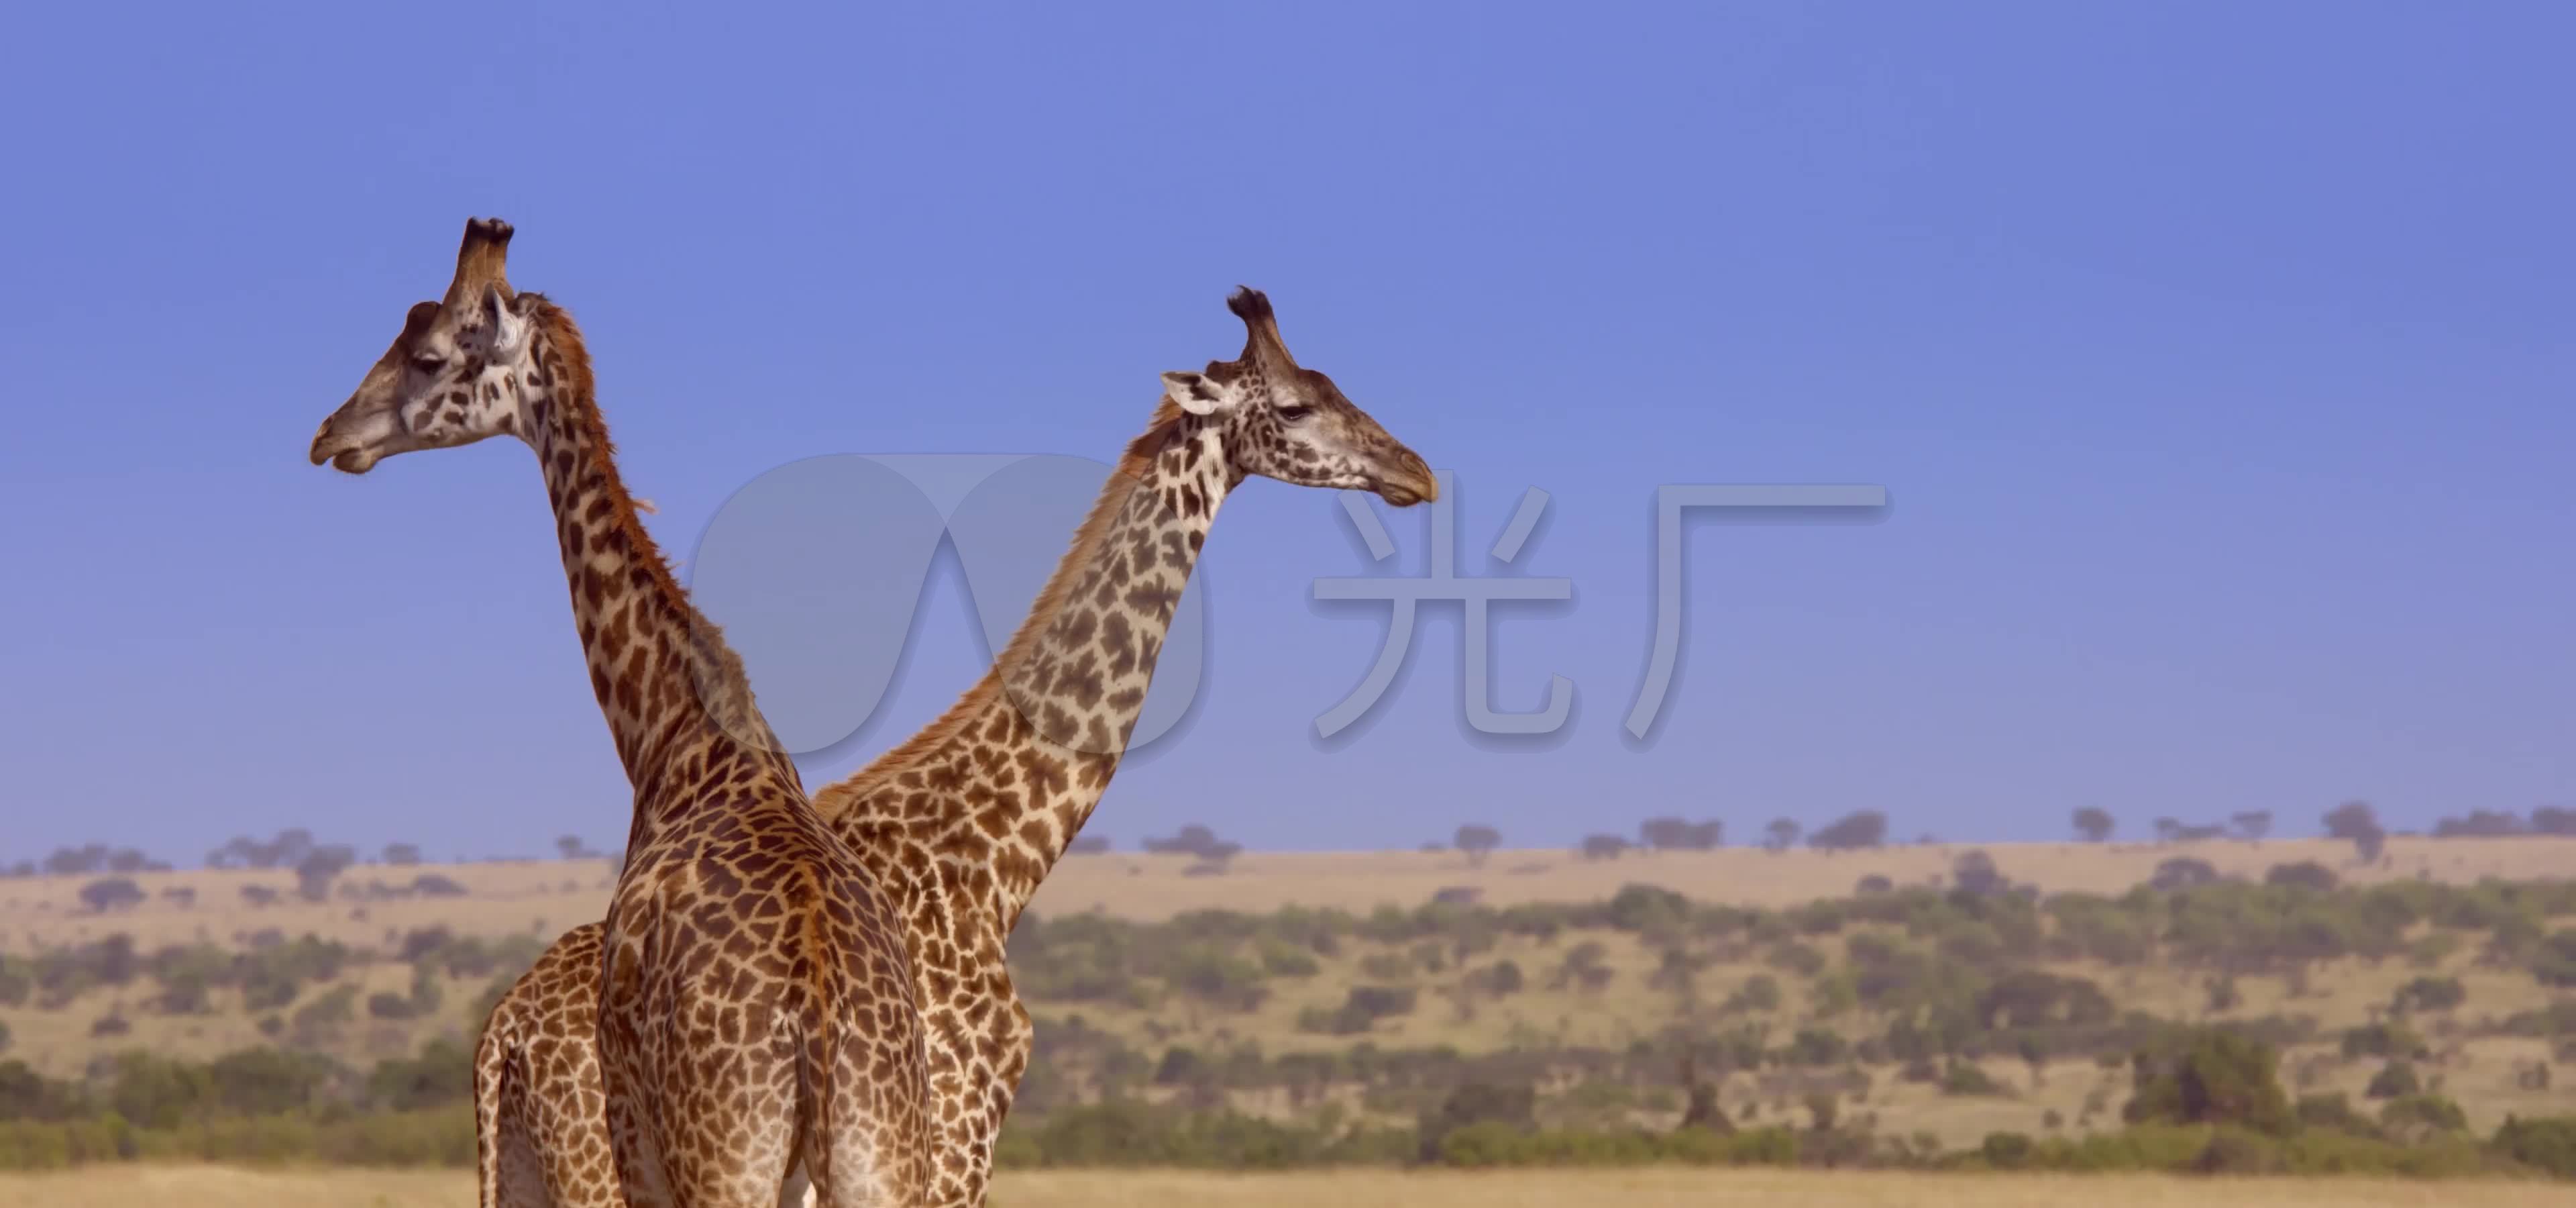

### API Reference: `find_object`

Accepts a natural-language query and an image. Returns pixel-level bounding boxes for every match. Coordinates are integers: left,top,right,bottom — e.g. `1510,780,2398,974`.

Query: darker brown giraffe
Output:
468,287,1437,1208
308,218,931,1208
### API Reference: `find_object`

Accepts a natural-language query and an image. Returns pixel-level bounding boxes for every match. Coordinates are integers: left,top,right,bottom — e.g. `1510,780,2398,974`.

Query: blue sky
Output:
1,4,2568,863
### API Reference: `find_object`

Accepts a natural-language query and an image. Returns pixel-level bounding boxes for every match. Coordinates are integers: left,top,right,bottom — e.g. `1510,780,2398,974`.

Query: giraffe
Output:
468,286,1438,1208
307,218,932,1208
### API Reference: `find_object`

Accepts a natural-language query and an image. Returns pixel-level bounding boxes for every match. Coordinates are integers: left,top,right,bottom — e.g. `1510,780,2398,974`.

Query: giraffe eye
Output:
410,354,445,374
1277,405,1313,423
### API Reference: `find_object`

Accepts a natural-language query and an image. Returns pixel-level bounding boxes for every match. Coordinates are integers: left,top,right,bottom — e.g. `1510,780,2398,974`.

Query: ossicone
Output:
449,216,517,309
1226,286,1273,323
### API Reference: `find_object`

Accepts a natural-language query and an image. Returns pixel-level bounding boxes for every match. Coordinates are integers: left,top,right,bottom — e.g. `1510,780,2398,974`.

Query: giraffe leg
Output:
773,1163,812,1208
799,1013,922,1208
526,1034,637,1208
657,1094,802,1208
492,1091,554,1208
476,1017,541,1208
604,1077,678,1208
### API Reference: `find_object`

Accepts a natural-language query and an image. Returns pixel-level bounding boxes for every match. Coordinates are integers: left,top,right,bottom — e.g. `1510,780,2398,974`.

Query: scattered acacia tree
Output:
1638,817,1721,852
78,877,147,913
209,828,319,871
1065,835,1112,856
1638,817,1689,852
2390,976,2467,1015
293,846,356,903
2124,1027,2295,1137
2231,811,2273,843
2263,860,2338,892
1762,818,1801,852
2533,929,2576,989
1676,1053,1731,1134
2324,800,2388,864
1578,834,1629,861
42,845,161,875
1142,824,1238,859
380,843,423,867
1416,1081,1536,1163
2150,857,2220,891
1454,824,1503,867
44,845,112,876
2072,807,2116,844
2434,809,2528,838
1807,810,1888,852
1951,850,2010,897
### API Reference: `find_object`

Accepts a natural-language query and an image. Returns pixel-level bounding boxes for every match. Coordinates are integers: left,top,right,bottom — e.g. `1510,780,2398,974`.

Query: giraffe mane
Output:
812,397,1189,812
523,294,785,765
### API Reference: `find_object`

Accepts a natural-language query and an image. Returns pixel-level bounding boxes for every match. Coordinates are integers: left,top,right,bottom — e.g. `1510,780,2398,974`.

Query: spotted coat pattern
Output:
462,287,1436,1208
309,219,932,1208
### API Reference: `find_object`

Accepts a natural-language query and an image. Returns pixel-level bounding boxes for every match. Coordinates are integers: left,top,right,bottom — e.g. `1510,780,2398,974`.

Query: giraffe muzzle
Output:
1377,449,1438,507
309,423,380,474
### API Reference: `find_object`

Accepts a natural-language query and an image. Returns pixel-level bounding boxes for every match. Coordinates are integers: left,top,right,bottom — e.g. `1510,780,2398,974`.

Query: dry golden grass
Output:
0,838,2550,954
3,838,2568,1105
1040,836,2553,921
0,1166,2560,1208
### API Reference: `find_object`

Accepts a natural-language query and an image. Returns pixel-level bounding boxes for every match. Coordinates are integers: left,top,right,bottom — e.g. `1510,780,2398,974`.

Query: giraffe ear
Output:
1161,370,1228,416
484,285,529,360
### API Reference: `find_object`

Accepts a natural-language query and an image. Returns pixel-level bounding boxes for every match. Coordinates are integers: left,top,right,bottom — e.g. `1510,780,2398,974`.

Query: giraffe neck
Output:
517,302,795,846
819,411,1230,926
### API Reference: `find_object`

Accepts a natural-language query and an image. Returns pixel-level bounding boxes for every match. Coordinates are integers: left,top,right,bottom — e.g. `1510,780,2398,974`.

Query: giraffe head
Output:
1156,288,1438,507
309,217,544,474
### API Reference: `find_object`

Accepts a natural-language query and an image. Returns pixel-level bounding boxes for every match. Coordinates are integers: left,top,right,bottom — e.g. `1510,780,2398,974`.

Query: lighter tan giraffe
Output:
307,219,932,1208
468,287,1437,1208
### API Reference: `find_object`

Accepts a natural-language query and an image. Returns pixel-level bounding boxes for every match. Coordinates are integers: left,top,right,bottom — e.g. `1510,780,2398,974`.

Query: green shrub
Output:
1980,1131,2035,1168
1766,942,1827,978
2390,975,2466,1014
1781,1027,1849,1067
1723,973,1782,1013
2124,1027,2294,1137
2341,1021,2428,1060
1257,943,1319,978
1434,1119,1526,1167
2377,1093,2468,1141
2296,1092,2381,1139
364,1039,470,1112
2365,1060,2420,1100
1358,952,1415,981
2492,1114,2576,1178
1465,960,1524,997
1416,1081,1535,1162
2537,929,2576,988
1939,1062,2008,1097
1159,947,1267,1011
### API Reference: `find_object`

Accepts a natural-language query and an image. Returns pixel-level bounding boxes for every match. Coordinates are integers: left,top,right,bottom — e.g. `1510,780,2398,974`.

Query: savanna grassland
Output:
2,832,2573,1193
1,1165,2567,1208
